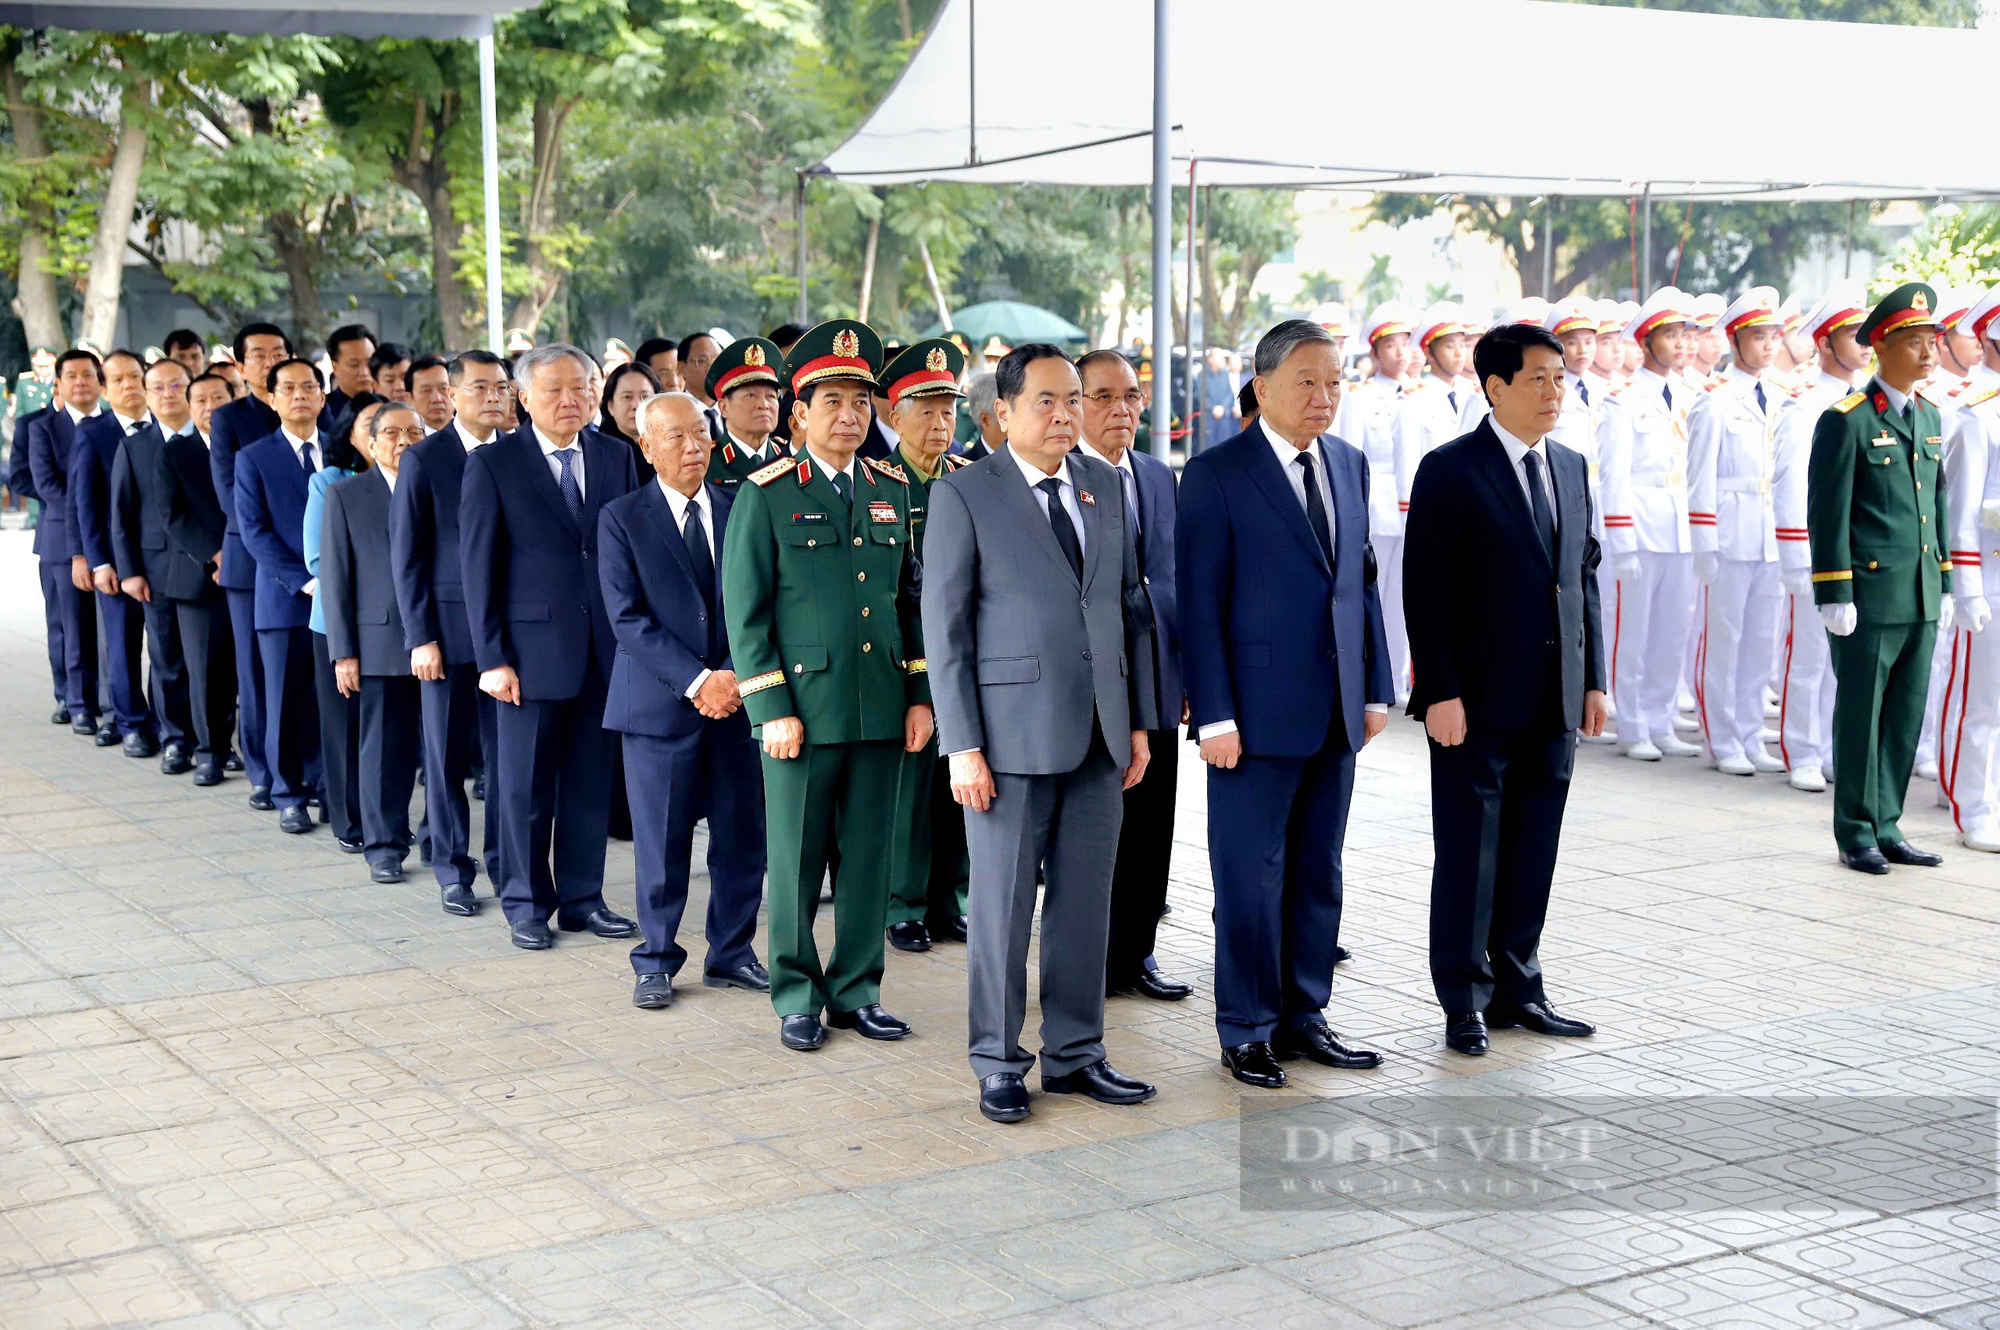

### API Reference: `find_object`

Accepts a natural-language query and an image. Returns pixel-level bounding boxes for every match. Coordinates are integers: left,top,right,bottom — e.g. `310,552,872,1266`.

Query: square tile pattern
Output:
0,525,1995,1328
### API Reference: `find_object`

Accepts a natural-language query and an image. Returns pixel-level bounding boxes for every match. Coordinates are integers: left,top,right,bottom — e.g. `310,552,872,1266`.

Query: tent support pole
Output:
478,29,503,354
1639,183,1652,293
1541,196,1555,296
1184,159,1199,454
1149,0,1170,457
794,170,808,325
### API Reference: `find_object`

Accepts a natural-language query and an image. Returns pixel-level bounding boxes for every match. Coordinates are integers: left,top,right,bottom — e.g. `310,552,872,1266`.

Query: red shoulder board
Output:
721,441,736,465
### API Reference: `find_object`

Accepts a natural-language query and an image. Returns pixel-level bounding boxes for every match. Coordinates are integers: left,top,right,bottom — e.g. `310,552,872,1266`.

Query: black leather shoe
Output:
95,723,121,747
1446,1012,1489,1055
419,839,433,867
930,914,968,943
279,805,315,835
192,761,224,787
224,752,244,773
71,714,99,736
1220,1042,1288,1089
1880,840,1944,867
1274,1022,1383,1068
369,862,405,884
441,883,480,917
1042,1058,1156,1105
703,961,771,992
122,730,159,759
559,908,637,939
887,920,932,952
633,973,675,1009
247,787,276,811
510,918,554,950
1488,1000,1595,1038
471,772,485,801
1332,944,1352,965
1124,970,1193,1001
160,743,193,775
1840,846,1891,875
979,1072,1030,1123
827,1003,911,1040
780,1014,826,1051
50,706,71,726
336,836,365,855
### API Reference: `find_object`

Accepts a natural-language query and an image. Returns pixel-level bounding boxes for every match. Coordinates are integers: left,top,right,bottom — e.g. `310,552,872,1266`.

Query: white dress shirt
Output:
534,424,584,500
659,478,718,700
1011,447,1088,556
1490,417,1559,516
282,426,324,594
1198,421,1383,742
1878,380,1911,418
1076,438,1139,533
455,418,495,452
65,403,101,427
728,431,777,466
113,410,150,437
807,449,857,490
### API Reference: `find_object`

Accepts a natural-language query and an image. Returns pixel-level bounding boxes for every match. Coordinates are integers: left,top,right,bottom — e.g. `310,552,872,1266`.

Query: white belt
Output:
1630,470,1684,489
1717,477,1772,495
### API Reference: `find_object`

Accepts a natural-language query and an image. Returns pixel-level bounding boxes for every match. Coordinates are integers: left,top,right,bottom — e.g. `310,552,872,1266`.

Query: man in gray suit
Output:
922,343,1159,1124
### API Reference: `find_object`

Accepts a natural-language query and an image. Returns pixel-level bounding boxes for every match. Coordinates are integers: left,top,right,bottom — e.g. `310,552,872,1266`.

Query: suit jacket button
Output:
1143,575,1151,585
1082,650,1092,661
1079,599,1089,610
696,611,706,621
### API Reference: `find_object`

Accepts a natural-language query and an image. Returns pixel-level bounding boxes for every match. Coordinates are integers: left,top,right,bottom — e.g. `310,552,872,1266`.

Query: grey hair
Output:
513,341,595,390
369,399,421,437
1253,319,1337,377
635,390,704,439
965,370,998,421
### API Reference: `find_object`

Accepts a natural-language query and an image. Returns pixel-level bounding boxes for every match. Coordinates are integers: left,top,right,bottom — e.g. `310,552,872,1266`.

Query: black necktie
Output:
1662,382,1674,409
1038,477,1083,581
1577,381,1590,406
299,442,317,476
681,499,718,657
1754,382,1767,413
1448,389,1459,413
1294,451,1334,568
1523,450,1555,558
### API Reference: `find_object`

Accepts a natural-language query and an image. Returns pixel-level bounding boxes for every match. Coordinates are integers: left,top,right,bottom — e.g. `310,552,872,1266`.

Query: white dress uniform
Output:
1342,301,1417,697
1914,288,1982,782
1599,289,1698,758
1687,289,1791,775
1939,289,2000,848
1388,304,1471,698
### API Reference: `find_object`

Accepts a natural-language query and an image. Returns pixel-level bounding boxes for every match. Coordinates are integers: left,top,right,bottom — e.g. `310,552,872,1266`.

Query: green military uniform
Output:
703,336,793,492
879,340,973,940
720,319,930,1022
1808,283,1953,857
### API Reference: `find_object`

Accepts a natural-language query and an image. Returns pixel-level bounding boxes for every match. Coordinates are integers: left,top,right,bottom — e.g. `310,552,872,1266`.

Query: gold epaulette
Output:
1960,384,2000,411
863,456,909,484
942,454,970,471
1831,392,1866,415
748,457,795,487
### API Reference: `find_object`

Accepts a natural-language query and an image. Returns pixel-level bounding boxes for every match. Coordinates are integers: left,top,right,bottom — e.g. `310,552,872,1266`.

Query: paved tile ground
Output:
0,520,1996,1329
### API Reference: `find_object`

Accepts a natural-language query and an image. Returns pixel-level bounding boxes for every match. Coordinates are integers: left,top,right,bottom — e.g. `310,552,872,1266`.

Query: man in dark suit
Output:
110,357,199,774
322,402,425,884
323,324,378,421
211,323,302,810
155,372,239,785
959,371,1003,463
236,358,347,835
392,350,512,917
1177,318,1392,1090
462,343,640,950
27,350,104,735
70,349,159,757
1075,349,1191,1002
924,343,1159,1125
1404,322,1608,1056
599,391,769,1009
12,391,67,721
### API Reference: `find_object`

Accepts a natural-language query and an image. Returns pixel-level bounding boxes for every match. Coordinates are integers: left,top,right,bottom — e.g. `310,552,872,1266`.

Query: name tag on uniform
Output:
1078,489,1096,506
868,500,899,524
1871,435,1897,447
1927,436,1942,444
791,512,828,524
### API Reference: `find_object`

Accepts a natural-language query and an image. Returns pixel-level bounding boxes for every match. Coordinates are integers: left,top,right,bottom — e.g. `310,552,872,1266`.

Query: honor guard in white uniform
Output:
1390,303,1470,700
1687,288,1792,776
1546,298,1618,740
1939,287,2000,849
1772,285,1869,792
1588,300,1625,400
1912,286,1980,782
1341,300,1417,694
1600,288,1701,760
1309,301,1355,367
1457,298,1549,434
1687,293,1727,389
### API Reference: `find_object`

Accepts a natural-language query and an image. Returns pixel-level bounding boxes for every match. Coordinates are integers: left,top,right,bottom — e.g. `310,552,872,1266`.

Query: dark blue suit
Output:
598,481,764,977
236,428,330,811
1176,421,1393,1046
460,427,637,926
12,405,64,707
1403,419,1604,1016
391,425,501,891
211,394,282,790
26,407,98,716
71,414,151,737
110,421,193,750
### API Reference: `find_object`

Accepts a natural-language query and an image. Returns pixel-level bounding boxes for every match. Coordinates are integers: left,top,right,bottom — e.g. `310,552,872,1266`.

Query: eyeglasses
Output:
461,383,511,399
1083,392,1148,409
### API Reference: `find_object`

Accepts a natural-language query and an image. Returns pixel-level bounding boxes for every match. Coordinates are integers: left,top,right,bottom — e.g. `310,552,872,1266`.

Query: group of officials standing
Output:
9,276,1974,1122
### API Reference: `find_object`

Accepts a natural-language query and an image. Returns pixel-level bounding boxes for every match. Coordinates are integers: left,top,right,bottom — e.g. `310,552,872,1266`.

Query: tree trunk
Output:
917,236,951,331
857,212,881,322
269,212,325,346
79,78,151,349
507,95,573,337
394,93,476,342
3,40,64,349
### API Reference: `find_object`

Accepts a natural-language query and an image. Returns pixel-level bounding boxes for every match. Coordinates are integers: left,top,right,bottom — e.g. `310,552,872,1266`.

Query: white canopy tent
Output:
0,0,536,351
813,0,2000,450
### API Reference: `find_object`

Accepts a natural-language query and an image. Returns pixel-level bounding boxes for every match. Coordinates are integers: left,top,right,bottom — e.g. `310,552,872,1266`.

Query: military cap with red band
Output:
1857,281,1940,347
783,318,885,394
881,338,967,407
706,336,786,400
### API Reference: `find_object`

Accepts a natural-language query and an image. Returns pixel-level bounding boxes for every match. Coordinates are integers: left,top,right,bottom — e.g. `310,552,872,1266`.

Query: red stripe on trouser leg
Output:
1777,602,1795,770
1694,585,1712,754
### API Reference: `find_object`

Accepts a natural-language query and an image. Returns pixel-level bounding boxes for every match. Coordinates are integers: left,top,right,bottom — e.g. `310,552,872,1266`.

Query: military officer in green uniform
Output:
704,336,793,492
722,319,934,1051
879,338,974,953
1808,282,1954,875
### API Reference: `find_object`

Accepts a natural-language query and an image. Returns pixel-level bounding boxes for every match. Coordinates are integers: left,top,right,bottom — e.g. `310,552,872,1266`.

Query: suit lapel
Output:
1069,455,1108,592
989,455,1078,584
515,430,583,541
639,482,697,586
1468,425,1552,570
1246,423,1330,577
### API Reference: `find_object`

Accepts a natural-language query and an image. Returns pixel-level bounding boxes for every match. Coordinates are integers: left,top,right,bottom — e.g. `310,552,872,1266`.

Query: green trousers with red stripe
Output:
1827,618,1934,852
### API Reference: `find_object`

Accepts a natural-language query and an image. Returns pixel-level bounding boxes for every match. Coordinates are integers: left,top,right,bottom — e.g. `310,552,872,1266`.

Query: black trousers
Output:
623,724,765,977
257,625,320,810
1427,725,1575,1016
310,632,362,840
37,557,67,705
493,672,613,926
141,594,192,749
173,589,235,764
419,664,500,890
1106,724,1179,984
359,675,422,871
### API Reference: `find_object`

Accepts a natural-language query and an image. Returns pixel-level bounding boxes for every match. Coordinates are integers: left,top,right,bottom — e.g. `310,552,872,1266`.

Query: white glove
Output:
1820,603,1858,637
1613,553,1642,582
1692,551,1719,585
1957,595,1992,635
1981,499,2000,534
1781,568,1812,597
1939,593,1956,633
